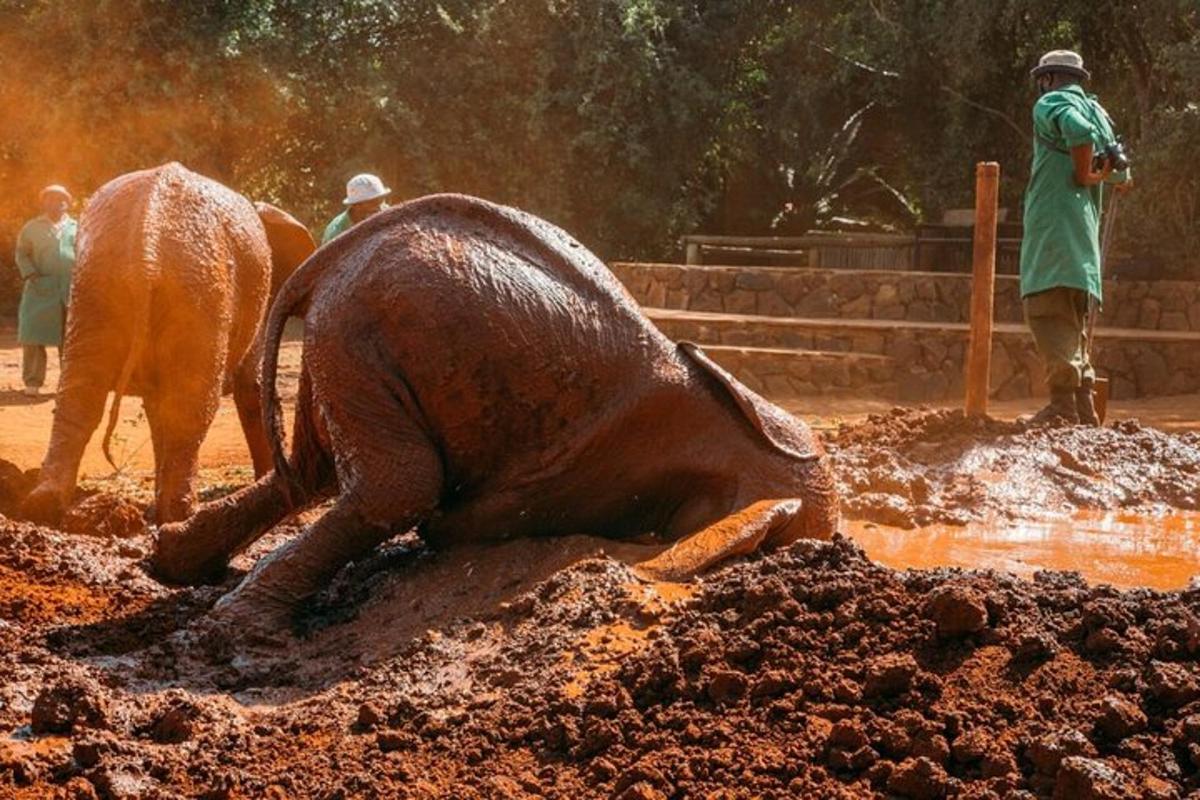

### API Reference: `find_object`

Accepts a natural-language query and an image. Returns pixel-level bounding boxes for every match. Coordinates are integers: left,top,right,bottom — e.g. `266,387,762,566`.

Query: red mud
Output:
0,409,1198,797
828,409,1200,528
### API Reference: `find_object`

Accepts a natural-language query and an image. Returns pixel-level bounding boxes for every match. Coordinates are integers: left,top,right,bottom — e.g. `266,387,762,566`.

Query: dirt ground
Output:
0,330,304,484
1,330,1200,798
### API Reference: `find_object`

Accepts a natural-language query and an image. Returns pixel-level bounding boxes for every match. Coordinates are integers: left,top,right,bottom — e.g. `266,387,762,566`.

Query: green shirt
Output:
1019,85,1129,302
321,210,353,244
15,214,77,346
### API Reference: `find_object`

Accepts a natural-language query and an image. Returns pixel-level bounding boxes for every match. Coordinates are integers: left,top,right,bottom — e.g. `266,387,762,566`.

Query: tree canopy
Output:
1,0,1197,311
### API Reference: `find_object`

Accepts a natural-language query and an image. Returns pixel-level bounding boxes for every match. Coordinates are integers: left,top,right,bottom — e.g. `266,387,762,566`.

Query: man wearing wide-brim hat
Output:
320,173,392,245
13,184,77,397
1020,50,1131,426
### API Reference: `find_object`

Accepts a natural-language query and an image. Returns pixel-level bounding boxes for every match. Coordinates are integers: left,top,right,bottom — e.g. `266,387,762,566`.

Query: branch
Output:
939,85,1028,142
811,44,900,79
812,43,1029,146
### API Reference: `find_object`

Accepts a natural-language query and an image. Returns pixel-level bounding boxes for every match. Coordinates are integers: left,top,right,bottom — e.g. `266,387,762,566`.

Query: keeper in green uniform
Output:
321,173,391,244
1019,50,1131,425
14,185,77,397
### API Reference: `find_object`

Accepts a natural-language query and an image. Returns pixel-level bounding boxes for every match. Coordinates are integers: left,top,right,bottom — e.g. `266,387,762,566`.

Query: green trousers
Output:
1022,286,1095,391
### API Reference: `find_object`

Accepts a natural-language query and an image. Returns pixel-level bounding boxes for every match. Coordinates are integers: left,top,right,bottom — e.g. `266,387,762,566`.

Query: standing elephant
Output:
22,163,315,524
153,194,838,632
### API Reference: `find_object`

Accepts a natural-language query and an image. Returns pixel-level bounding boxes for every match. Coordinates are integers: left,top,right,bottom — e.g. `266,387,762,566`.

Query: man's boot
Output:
1027,388,1079,426
1075,380,1100,426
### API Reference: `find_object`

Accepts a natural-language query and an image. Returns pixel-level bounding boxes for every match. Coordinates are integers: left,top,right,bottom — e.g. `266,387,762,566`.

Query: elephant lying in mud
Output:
22,163,315,525
153,194,838,631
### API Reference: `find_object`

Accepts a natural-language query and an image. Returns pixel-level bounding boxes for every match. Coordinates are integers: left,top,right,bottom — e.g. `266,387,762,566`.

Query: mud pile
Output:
828,409,1200,527
1,507,1199,798
0,459,35,518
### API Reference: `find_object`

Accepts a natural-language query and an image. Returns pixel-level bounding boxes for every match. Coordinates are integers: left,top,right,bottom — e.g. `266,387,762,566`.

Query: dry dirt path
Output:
0,328,303,481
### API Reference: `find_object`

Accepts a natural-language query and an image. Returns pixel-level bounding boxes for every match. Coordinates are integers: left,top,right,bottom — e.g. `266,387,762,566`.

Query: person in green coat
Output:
14,185,77,397
321,173,391,244
1019,50,1130,426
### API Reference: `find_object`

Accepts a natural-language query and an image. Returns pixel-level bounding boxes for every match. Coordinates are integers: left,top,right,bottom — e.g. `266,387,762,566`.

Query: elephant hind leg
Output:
634,499,809,582
209,371,444,633
153,364,335,585
143,372,223,525
23,343,125,524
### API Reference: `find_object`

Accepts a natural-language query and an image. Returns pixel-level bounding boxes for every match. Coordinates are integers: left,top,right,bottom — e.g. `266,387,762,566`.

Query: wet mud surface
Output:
828,409,1200,528
0,409,1198,797
1,520,1199,798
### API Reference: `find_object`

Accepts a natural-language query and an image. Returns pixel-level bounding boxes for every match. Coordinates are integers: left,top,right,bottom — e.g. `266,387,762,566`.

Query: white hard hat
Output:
40,184,72,202
343,173,391,206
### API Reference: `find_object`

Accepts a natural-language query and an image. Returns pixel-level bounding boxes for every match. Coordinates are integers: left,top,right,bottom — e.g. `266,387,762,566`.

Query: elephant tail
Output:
261,243,330,506
101,294,151,471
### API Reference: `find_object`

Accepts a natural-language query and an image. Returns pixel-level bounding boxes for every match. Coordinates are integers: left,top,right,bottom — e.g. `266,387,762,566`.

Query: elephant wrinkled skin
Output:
22,163,315,525
153,194,838,632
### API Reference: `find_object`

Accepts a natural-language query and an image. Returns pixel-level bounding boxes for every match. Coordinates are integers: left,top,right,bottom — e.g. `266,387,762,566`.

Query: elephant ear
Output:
256,202,317,297
679,341,821,463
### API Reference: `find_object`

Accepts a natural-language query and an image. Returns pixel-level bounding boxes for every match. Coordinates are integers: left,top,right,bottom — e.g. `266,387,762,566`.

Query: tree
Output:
1,0,1197,315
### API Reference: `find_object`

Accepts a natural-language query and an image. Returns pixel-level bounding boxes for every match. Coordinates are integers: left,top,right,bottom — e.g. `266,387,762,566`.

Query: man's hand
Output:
1115,178,1134,194
1071,143,1111,187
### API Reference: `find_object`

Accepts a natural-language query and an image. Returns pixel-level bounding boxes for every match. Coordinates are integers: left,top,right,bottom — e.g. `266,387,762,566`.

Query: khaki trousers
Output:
22,345,48,389
1022,287,1096,391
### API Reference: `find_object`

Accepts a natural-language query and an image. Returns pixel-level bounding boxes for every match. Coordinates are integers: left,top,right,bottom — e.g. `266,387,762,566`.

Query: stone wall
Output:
649,313,1200,401
614,262,1200,333
702,348,895,400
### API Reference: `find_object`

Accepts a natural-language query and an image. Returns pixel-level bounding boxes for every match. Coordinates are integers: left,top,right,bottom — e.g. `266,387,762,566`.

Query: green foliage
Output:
0,0,1197,315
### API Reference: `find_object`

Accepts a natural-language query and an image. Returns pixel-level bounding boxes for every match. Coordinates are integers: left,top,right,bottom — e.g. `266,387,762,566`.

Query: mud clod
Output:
0,459,35,517
863,653,919,698
705,668,748,704
925,584,989,638
1094,695,1148,741
887,756,949,799
1011,630,1059,663
30,680,110,734
61,493,146,540
1145,660,1200,707
146,701,197,744
1053,756,1131,800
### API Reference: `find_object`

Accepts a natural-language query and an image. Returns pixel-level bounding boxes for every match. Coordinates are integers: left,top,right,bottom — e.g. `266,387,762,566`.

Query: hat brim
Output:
343,188,392,206
40,188,71,201
1031,64,1090,80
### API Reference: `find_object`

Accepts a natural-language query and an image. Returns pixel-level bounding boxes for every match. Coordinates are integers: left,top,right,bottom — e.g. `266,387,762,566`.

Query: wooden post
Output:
685,240,702,265
964,162,999,417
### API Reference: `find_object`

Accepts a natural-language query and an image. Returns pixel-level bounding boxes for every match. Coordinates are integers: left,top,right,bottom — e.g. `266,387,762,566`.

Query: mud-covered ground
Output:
0,409,1198,798
829,409,1200,528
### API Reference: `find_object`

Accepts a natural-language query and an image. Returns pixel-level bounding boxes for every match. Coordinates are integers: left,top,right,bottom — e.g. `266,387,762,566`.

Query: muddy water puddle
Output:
847,510,1200,590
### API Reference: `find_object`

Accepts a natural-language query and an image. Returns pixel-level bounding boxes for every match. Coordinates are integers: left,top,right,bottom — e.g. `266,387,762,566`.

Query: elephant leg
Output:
208,496,397,637
154,369,337,585
143,376,221,525
232,335,273,477
154,472,301,584
208,370,443,636
22,344,123,524
634,498,807,582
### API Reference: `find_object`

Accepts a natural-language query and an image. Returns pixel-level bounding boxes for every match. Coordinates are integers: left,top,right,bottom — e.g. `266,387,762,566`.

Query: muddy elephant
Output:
22,163,316,525
153,194,838,631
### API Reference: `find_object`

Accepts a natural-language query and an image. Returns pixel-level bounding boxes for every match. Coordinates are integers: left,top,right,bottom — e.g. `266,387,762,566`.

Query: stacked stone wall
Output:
615,263,1200,332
